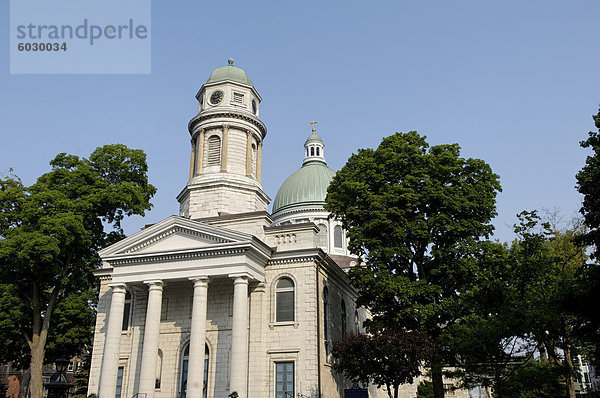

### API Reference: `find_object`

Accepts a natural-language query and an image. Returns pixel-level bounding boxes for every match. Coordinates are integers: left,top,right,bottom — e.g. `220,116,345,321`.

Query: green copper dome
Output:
272,160,336,215
305,132,323,144
206,58,253,87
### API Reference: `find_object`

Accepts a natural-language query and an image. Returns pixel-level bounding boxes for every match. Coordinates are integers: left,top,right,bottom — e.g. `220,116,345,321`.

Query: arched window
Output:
276,278,294,322
180,343,209,398
323,286,330,356
122,291,132,331
316,224,328,249
334,225,343,249
251,142,257,177
316,147,320,156
311,147,315,156
206,135,221,167
355,310,360,333
341,299,347,338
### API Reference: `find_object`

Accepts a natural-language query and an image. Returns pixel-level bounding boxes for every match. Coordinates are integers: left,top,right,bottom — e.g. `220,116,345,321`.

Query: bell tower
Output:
177,59,270,219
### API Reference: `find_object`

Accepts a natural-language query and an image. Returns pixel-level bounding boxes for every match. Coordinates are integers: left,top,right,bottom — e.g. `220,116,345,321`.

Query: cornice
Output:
188,111,267,138
110,247,249,267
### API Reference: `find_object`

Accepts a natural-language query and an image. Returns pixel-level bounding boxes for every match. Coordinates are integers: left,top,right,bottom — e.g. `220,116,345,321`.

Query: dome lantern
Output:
272,125,335,217
303,120,325,165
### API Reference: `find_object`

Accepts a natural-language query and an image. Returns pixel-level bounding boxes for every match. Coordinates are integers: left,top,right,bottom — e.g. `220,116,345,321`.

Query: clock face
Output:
252,99,257,114
210,90,224,105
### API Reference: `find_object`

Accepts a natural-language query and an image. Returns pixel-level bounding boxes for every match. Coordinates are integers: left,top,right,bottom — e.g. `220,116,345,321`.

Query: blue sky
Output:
2,1,600,243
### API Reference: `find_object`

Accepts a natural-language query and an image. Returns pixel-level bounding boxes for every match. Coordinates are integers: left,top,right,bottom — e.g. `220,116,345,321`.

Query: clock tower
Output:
177,59,270,219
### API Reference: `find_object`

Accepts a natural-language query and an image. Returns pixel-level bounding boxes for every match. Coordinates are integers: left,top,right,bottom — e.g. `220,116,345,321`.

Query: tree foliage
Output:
577,107,600,260
332,330,433,398
0,144,156,398
494,361,566,398
575,106,600,368
325,132,501,397
447,211,587,397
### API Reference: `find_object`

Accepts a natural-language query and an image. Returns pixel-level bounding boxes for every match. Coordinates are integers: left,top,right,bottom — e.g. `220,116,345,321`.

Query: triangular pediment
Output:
99,216,254,258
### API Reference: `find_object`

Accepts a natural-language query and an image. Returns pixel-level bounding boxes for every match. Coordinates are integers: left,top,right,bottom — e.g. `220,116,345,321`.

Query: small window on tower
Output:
233,92,244,104
316,147,320,156
206,135,221,167
311,147,315,156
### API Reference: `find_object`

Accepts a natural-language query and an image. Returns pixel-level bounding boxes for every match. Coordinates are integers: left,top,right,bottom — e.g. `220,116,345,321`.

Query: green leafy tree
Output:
494,361,566,398
508,211,586,398
325,132,501,398
332,330,433,398
577,106,600,259
416,381,434,398
0,144,156,398
575,106,600,367
441,241,528,393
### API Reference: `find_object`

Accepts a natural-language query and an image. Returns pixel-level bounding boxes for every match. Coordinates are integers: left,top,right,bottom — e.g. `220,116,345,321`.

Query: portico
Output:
94,217,270,398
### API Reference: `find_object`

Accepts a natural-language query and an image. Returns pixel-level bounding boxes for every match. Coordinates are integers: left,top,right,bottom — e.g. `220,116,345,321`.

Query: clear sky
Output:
2,1,599,243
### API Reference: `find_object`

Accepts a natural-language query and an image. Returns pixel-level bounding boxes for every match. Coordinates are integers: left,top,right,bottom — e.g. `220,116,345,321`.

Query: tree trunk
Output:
563,343,576,398
18,368,30,398
432,362,445,398
29,336,45,398
538,342,548,362
27,284,59,398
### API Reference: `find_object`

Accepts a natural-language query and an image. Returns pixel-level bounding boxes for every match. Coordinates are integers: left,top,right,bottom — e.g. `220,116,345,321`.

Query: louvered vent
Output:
206,135,221,166
233,92,244,104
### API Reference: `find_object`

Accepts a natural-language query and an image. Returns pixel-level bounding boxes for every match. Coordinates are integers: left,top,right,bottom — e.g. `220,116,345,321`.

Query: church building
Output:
87,59,377,398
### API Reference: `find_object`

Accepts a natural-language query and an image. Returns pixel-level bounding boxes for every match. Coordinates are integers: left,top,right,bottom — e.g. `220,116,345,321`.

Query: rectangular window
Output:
233,92,244,104
115,366,125,398
276,291,294,322
161,298,168,321
121,302,131,330
275,362,294,398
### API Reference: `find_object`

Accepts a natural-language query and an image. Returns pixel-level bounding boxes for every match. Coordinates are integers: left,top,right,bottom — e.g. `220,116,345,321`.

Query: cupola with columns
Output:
177,59,271,219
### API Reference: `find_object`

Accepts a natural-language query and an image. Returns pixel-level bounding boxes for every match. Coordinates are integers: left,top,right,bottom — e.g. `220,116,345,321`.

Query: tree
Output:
577,106,600,259
508,211,586,398
325,132,501,397
332,329,433,398
575,106,600,367
494,360,566,398
0,144,156,398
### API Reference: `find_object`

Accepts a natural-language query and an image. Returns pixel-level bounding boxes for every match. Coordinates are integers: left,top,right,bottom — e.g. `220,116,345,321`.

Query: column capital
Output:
223,123,230,132
228,273,251,284
189,276,209,287
107,282,127,294
143,280,164,291
252,281,267,293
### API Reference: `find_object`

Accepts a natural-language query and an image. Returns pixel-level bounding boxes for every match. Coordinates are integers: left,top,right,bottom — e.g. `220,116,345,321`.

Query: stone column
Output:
98,283,127,398
245,130,252,176
188,277,209,398
221,124,229,172
229,274,249,398
138,280,164,398
195,129,205,175
257,142,263,183
189,139,196,180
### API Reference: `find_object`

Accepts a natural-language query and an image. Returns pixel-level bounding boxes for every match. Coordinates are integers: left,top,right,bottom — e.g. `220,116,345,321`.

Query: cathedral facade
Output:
87,60,380,398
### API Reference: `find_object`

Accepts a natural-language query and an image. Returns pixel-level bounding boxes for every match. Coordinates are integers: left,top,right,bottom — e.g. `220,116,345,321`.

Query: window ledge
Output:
269,321,299,329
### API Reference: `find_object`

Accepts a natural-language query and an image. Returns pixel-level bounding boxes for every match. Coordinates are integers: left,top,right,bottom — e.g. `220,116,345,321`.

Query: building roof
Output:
272,159,336,216
206,58,253,87
305,132,323,144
